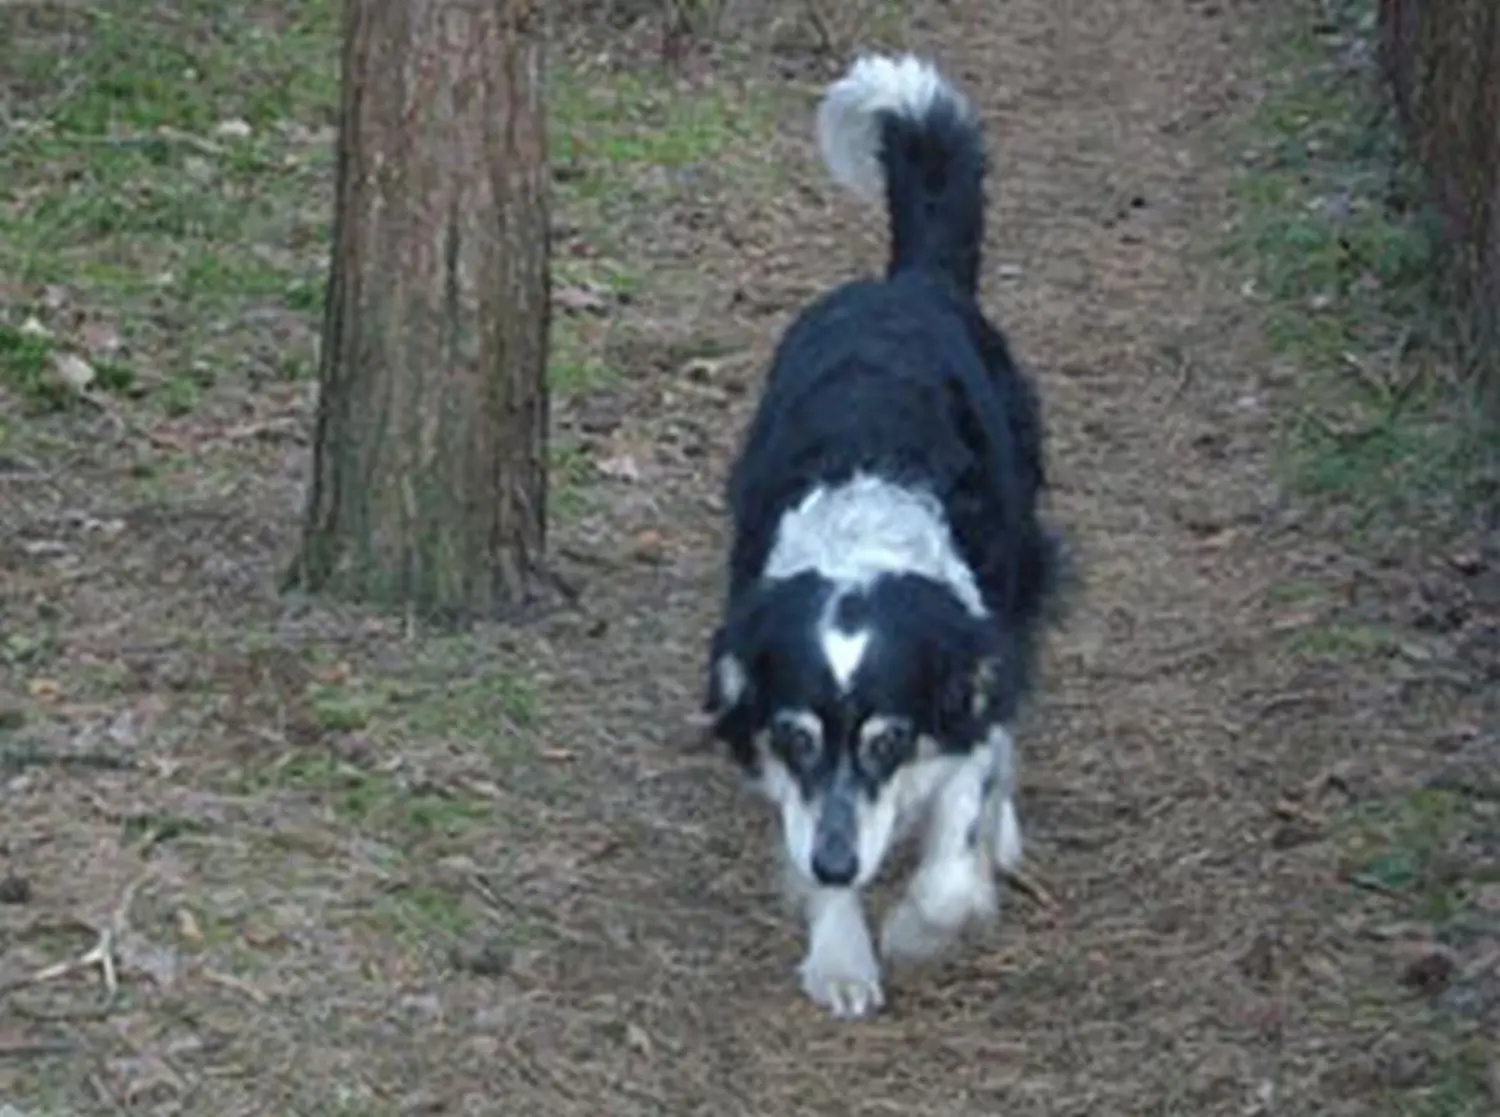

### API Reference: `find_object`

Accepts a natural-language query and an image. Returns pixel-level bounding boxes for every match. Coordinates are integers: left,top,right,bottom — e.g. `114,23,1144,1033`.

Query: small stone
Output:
0,875,32,904
629,530,667,565
450,934,513,977
1399,943,1457,993
1238,930,1277,983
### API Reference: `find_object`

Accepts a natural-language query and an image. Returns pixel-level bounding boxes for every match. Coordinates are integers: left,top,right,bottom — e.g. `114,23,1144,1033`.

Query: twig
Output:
1001,865,1057,910
1,870,151,1006
0,1037,76,1058
75,387,184,451
200,968,268,1005
0,743,138,775
1348,871,1402,898
802,0,836,55
0,125,229,158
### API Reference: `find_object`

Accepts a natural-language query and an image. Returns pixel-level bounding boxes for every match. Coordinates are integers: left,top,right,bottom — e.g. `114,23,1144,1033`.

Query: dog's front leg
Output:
780,857,883,1018
800,886,884,1018
879,742,1001,965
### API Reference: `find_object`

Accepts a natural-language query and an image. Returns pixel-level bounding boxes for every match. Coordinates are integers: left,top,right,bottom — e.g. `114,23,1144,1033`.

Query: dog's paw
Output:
798,942,885,1019
879,898,960,966
995,797,1023,872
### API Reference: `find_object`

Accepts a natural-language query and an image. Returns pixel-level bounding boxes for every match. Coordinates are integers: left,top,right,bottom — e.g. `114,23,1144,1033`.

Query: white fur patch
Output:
714,653,747,709
853,752,965,887
986,724,1023,869
762,743,962,891
996,797,1023,870
820,626,870,690
816,53,971,205
880,743,998,963
756,753,820,881
764,474,986,617
799,887,883,1018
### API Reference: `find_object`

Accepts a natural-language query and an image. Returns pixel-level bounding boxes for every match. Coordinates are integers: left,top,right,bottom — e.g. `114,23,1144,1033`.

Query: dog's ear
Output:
704,621,753,718
704,581,776,723
936,623,1009,738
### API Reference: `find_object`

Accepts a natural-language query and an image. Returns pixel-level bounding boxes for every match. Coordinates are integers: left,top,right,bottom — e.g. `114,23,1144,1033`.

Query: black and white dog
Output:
702,54,1061,1019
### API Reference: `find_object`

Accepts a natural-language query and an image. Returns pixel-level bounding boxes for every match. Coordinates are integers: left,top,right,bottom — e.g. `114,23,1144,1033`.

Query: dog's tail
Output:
816,54,985,294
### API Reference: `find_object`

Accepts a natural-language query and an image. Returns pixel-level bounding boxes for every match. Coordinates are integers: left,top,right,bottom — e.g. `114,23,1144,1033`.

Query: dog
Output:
700,53,1062,1019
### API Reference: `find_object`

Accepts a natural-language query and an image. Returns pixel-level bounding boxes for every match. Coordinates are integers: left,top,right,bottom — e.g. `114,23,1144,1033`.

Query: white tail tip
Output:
815,53,969,204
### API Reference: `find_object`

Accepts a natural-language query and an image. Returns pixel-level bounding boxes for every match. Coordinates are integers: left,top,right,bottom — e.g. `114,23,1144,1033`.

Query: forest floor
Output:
3,1,1498,1114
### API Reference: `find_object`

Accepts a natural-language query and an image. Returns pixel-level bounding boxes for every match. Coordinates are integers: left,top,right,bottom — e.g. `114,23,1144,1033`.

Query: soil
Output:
3,0,1498,1114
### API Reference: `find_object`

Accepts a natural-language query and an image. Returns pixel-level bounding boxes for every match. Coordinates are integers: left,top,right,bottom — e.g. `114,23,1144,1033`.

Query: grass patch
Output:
1335,783,1500,1116
1,1,770,429
233,747,495,841
1342,788,1491,919
1282,619,1401,660
1227,10,1500,1112
1222,0,1494,536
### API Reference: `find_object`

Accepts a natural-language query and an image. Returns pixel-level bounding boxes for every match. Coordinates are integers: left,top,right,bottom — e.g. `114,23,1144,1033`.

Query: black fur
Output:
706,67,1060,784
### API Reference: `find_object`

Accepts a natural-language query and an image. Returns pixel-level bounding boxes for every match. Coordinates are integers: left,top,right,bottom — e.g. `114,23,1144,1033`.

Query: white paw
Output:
995,797,1023,871
880,898,961,965
798,887,884,1018
798,947,885,1019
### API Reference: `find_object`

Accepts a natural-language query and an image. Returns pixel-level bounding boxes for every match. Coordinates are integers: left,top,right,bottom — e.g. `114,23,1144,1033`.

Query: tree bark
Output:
289,0,550,623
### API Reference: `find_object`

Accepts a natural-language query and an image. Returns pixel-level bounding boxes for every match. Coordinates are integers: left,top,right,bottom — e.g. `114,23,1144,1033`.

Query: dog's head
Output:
705,570,1009,888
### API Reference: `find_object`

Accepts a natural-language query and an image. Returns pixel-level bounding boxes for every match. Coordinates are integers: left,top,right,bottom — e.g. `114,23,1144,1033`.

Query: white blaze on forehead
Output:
820,626,870,690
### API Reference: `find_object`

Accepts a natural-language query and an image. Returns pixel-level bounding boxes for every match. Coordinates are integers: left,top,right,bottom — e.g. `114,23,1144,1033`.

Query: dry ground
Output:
3,0,1499,1114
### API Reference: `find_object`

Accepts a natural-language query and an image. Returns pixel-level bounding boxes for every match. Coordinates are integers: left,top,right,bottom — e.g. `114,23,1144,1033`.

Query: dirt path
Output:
5,1,1497,1114
487,3,1493,1114
485,1,1344,1112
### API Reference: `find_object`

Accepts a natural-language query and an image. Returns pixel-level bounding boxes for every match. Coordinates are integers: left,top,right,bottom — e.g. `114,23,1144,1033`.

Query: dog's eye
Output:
859,722,914,771
770,721,820,770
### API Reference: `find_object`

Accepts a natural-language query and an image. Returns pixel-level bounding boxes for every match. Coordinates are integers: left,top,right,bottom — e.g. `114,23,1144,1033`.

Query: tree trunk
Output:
289,0,550,623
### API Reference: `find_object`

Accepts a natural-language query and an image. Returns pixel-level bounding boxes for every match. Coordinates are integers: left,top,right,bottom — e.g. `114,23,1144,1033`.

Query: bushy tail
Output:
816,54,986,294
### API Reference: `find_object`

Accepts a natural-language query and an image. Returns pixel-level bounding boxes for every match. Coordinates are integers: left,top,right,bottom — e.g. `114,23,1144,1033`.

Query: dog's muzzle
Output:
810,785,860,886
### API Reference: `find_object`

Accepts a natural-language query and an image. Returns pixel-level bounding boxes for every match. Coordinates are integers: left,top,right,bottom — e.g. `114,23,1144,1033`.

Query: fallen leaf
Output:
679,355,738,381
1270,610,1320,632
105,707,141,748
78,319,123,357
19,315,51,339
1398,640,1435,663
553,281,610,314
629,530,666,565
27,678,61,701
1197,527,1239,551
595,454,641,482
183,155,215,182
117,930,182,987
241,919,284,948
624,1022,653,1056
51,351,95,392
106,1051,185,1104
312,661,355,686
175,908,204,947
1449,551,1485,575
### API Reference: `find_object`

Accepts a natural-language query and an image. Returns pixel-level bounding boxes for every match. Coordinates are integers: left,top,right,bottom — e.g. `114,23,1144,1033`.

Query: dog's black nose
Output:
811,838,858,886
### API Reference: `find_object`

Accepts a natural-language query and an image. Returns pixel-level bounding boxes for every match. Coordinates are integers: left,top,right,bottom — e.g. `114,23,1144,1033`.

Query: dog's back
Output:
723,57,1053,633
